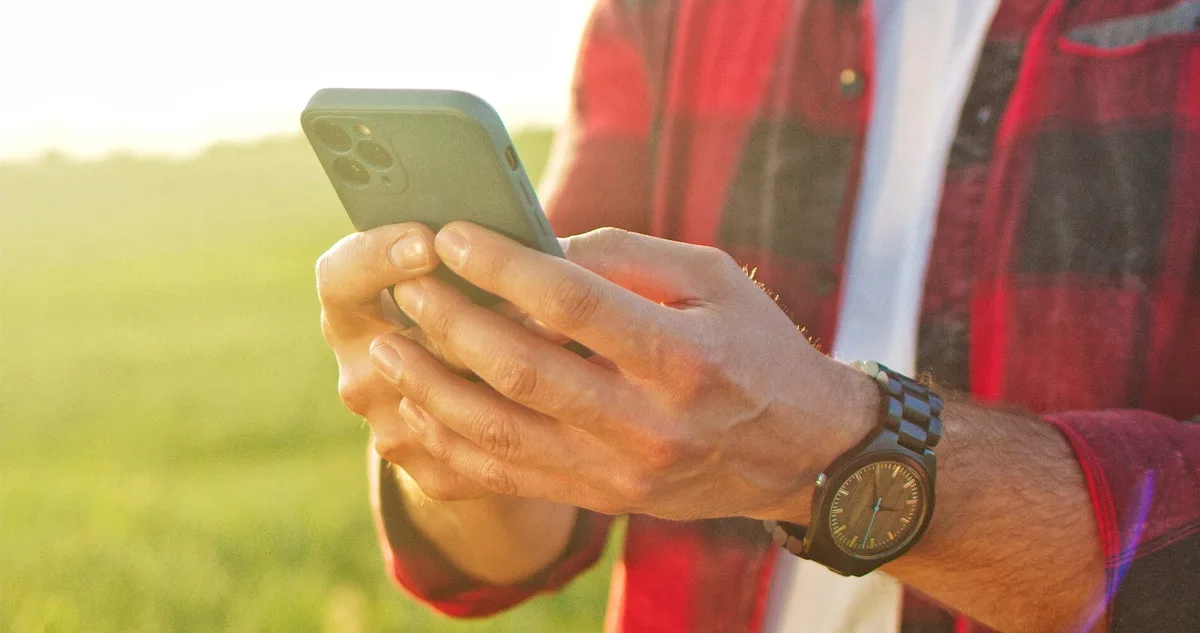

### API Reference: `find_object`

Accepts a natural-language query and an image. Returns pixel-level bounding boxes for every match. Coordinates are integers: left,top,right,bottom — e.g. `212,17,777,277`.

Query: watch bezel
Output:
804,435,936,576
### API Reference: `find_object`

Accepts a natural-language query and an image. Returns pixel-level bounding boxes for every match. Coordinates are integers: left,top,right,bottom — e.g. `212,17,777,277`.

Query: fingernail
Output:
393,282,424,318
390,232,430,271
436,229,469,269
369,340,404,382
399,398,427,434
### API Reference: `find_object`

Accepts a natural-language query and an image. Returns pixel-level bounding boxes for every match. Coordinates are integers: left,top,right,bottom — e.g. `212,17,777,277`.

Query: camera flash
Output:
354,123,372,136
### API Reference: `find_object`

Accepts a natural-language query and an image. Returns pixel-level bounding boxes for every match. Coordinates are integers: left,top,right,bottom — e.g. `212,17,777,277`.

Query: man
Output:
317,1,1200,631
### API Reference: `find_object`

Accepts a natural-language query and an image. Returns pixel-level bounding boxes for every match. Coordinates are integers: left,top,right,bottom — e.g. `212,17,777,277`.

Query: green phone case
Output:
301,89,563,307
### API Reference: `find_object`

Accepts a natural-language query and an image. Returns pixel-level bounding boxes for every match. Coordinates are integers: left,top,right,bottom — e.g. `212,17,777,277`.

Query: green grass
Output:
0,130,618,632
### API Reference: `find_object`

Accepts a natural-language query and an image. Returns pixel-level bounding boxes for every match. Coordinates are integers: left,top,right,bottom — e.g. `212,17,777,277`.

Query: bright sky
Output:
0,0,595,161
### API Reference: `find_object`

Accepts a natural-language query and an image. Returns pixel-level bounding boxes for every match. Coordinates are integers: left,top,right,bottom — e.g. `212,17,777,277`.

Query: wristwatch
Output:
766,361,941,576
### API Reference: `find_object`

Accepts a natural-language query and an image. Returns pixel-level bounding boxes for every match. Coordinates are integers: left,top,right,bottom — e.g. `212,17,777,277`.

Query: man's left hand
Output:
369,223,877,521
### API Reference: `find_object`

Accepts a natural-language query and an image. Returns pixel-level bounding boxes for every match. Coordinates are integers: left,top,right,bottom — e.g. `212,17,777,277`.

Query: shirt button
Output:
839,68,865,98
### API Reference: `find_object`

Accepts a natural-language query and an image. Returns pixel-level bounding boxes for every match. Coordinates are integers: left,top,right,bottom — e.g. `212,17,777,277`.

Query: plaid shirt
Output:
373,1,1200,631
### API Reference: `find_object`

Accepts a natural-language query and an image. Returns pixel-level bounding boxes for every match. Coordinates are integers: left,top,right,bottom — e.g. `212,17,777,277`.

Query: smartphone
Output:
301,88,562,307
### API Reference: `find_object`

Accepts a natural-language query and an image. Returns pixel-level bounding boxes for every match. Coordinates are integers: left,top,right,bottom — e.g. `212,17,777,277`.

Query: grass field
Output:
0,130,619,632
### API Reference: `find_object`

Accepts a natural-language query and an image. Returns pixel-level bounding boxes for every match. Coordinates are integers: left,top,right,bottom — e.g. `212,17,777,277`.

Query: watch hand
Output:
863,497,882,545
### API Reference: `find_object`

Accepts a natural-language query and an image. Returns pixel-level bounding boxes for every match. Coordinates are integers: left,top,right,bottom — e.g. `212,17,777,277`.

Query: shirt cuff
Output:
373,456,615,617
1045,410,1200,630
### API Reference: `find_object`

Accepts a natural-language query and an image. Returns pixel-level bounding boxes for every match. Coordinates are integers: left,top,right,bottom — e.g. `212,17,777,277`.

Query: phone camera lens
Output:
357,141,394,169
334,157,370,187
313,121,352,152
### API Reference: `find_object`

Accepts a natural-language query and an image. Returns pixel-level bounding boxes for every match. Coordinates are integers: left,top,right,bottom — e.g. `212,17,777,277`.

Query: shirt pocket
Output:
1059,1,1199,57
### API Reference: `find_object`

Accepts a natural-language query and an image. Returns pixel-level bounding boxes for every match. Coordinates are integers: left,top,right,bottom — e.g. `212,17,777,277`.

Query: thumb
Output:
317,223,439,313
560,228,741,304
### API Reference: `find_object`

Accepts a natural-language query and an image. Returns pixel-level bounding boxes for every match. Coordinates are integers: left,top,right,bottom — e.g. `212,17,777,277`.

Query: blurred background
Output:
0,1,620,631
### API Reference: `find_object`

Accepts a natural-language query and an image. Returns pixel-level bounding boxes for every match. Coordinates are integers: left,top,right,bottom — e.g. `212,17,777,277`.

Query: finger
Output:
432,222,682,372
390,450,493,502
371,332,599,470
316,223,438,318
560,228,746,305
385,277,631,432
336,352,401,417
494,302,570,344
398,323,473,375
371,409,491,501
400,464,492,502
399,398,613,509
378,288,416,330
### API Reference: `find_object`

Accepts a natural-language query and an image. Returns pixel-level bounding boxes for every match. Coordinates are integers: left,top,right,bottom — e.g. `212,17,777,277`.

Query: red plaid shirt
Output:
373,1,1200,631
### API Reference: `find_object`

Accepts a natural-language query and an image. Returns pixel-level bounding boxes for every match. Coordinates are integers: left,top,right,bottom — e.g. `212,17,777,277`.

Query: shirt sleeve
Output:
1045,410,1200,632
538,0,656,237
369,450,614,618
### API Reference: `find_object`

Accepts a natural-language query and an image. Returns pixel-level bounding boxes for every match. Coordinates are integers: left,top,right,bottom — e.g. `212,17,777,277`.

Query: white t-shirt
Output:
764,0,1000,631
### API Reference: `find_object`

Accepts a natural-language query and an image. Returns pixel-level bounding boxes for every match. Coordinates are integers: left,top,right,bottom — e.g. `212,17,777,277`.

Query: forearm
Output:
881,394,1107,633
386,461,579,586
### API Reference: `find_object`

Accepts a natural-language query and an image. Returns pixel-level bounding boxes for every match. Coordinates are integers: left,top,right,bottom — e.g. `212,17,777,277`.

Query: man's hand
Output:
371,223,1109,631
317,223,497,501
370,223,878,521
318,223,579,585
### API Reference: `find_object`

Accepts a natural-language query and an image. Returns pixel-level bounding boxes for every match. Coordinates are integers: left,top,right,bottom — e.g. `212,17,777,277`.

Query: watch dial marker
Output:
827,460,927,558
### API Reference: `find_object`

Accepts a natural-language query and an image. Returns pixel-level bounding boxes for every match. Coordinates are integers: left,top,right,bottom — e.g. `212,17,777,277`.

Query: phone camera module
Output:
357,141,394,169
334,157,371,187
313,121,352,152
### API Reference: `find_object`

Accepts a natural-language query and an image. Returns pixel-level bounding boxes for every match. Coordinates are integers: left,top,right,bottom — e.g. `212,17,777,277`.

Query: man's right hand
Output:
316,223,579,585
317,223,491,500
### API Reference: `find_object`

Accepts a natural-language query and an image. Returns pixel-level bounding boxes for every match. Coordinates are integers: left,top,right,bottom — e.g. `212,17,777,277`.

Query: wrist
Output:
392,463,579,585
833,360,884,452
772,359,880,524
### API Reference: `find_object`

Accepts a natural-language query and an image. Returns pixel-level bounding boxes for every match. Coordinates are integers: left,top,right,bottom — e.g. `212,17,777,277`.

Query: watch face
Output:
828,460,927,558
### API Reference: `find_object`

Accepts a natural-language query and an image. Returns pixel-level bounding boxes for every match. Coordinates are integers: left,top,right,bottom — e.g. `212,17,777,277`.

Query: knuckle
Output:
314,251,337,304
477,459,518,496
337,375,373,416
315,244,338,282
642,435,685,470
423,434,455,463
589,227,633,254
373,431,412,464
544,275,602,330
418,295,456,342
397,371,431,406
315,235,358,296
474,412,519,461
491,354,541,403
658,340,718,402
676,323,730,391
